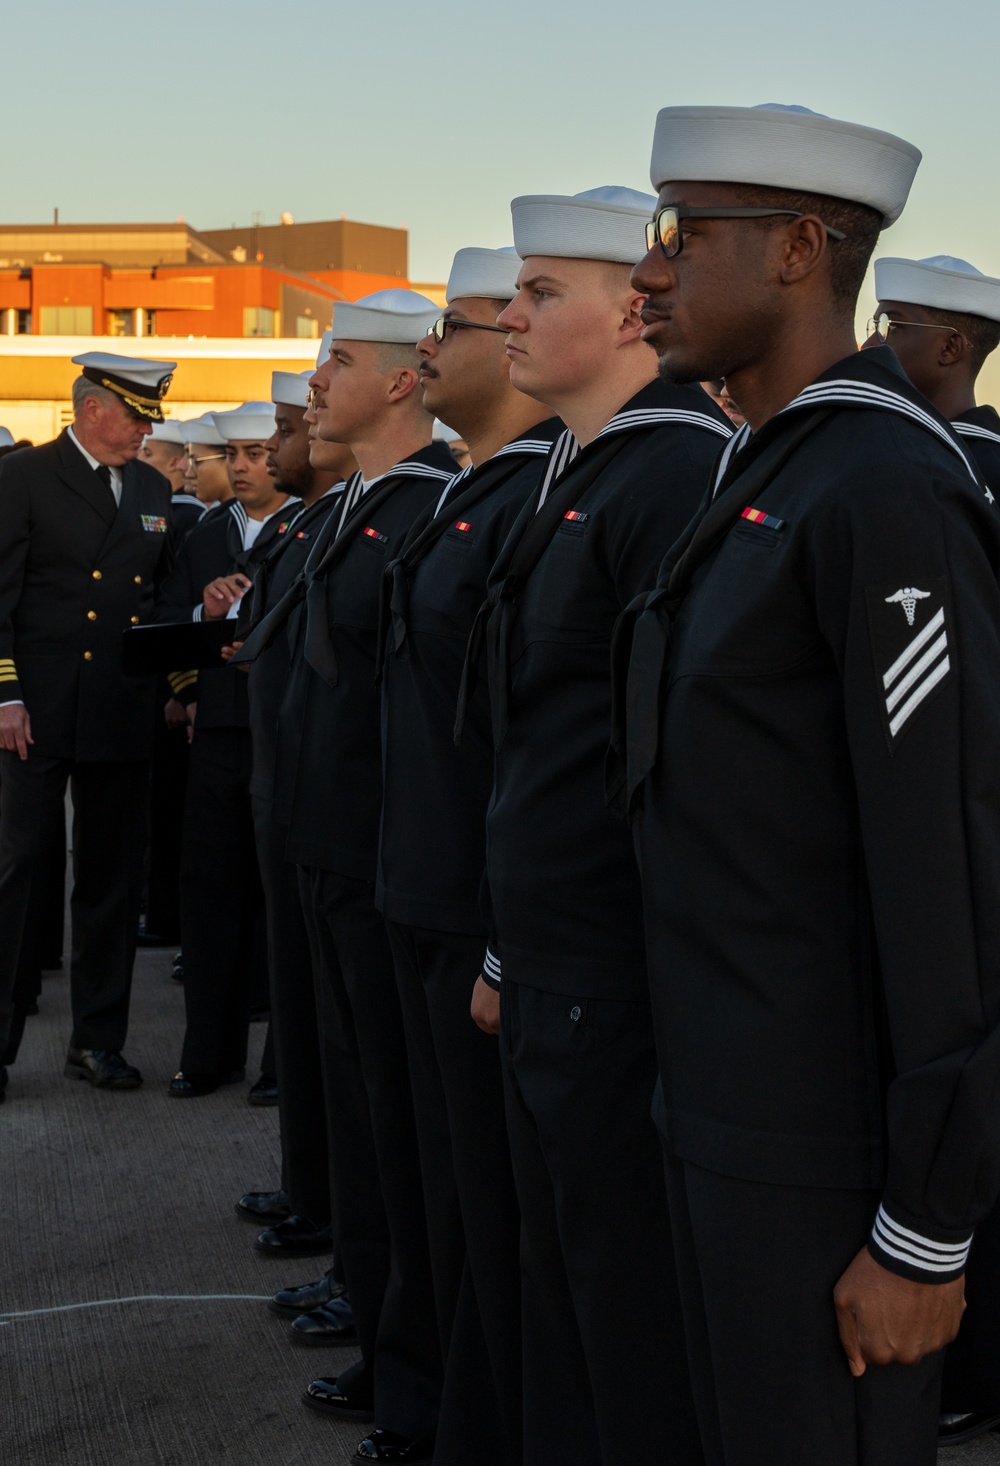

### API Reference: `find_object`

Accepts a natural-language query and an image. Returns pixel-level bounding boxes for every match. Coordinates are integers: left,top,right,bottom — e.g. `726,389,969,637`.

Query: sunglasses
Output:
428,317,508,343
645,207,847,259
867,312,960,344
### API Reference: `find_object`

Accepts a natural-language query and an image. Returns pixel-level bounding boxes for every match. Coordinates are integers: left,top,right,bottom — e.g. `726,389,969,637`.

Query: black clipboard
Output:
122,620,236,675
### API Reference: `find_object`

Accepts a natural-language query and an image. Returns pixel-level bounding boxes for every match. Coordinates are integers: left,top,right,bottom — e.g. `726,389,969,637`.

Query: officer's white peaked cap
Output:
271,371,312,409
447,247,521,303
183,414,227,447
511,186,656,265
649,104,921,226
72,350,178,422
212,401,277,442
0,426,16,448
331,289,440,345
875,256,1000,323
316,329,334,368
147,419,187,445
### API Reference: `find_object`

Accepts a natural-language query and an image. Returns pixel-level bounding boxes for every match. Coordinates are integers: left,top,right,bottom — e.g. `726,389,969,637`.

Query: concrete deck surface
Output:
2,945,999,1465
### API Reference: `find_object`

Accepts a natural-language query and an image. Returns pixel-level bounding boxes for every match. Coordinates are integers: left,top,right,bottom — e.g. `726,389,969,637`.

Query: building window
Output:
16,310,31,335
296,315,319,338
108,309,135,337
39,305,94,334
244,306,275,338
143,310,157,336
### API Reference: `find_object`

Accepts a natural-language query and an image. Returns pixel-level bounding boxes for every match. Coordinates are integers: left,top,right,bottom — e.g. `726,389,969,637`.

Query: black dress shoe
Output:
939,1410,1000,1445
353,1429,435,1463
302,1376,374,1422
168,1068,245,1097
289,1296,357,1346
248,1074,278,1107
64,1049,142,1089
269,1268,344,1318
236,1188,291,1224
254,1216,333,1258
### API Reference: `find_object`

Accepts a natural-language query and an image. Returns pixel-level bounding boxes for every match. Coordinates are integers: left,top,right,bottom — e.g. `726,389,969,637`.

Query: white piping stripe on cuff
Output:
483,948,502,983
872,1206,971,1273
192,605,204,623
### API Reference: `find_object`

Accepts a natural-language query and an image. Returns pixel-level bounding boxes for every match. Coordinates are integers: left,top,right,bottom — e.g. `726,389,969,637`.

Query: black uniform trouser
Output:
385,922,522,1466
144,713,188,939
0,751,147,1059
499,979,703,1466
942,1206,1000,1412
301,865,441,1441
178,728,262,1077
252,796,330,1223
661,1142,943,1466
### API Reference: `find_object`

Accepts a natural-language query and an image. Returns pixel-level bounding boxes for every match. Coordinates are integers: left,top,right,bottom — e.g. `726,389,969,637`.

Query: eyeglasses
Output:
189,451,227,466
867,312,960,344
645,207,847,259
428,317,508,343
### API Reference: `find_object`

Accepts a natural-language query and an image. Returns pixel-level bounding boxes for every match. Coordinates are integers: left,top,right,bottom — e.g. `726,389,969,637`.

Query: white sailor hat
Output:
72,350,177,422
447,247,521,303
211,401,277,441
183,413,227,447
0,426,15,449
271,370,312,409
147,419,187,446
433,419,461,443
874,255,1000,323
648,104,921,227
316,329,334,367
331,289,440,345
511,186,657,266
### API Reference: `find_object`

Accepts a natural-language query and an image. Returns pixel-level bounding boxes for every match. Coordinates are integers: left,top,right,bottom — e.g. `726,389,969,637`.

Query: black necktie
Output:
95,464,115,506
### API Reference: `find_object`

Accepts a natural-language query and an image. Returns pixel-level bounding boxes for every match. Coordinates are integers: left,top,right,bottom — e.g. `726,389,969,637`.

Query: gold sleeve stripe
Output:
0,672,20,683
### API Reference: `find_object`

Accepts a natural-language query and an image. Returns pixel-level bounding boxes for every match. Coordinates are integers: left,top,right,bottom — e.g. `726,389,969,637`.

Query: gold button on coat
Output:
134,575,142,584
130,616,139,625
87,611,97,621
83,651,93,661
92,570,102,580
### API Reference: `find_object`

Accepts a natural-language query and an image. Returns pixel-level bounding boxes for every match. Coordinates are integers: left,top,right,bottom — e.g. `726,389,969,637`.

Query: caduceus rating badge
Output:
884,586,931,627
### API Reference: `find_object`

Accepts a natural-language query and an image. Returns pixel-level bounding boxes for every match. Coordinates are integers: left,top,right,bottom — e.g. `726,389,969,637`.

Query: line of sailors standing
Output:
3,98,1000,1466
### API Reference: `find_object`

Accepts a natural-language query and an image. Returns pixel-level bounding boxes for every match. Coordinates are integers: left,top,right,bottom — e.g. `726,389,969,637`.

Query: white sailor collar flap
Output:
866,577,955,751
711,350,992,505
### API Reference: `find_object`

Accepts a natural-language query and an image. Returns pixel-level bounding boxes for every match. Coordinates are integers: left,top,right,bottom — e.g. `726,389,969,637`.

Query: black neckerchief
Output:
454,382,733,745
375,419,563,682
231,448,454,677
606,346,989,820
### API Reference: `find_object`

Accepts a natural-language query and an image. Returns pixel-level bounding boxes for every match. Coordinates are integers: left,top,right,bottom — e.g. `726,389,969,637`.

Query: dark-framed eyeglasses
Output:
866,312,961,344
645,206,847,260
428,317,508,343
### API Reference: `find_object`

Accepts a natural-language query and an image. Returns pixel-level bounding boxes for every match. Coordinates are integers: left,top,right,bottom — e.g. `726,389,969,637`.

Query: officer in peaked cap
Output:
0,350,177,1095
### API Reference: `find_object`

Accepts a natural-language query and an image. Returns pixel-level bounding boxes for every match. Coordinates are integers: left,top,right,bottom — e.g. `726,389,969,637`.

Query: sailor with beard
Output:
378,244,559,1466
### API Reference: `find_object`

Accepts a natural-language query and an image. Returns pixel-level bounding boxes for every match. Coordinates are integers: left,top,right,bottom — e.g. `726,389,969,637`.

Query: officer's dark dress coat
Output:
0,429,173,761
